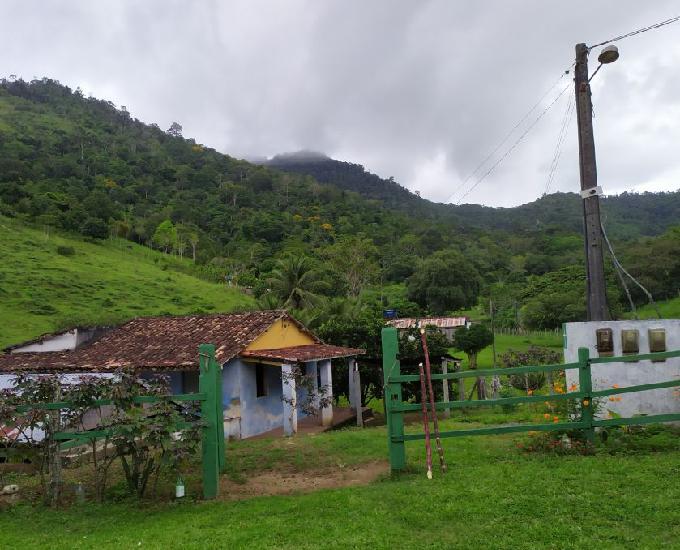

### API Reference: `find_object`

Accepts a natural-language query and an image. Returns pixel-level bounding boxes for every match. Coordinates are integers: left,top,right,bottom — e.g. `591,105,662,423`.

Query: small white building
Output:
388,317,470,342
564,320,680,419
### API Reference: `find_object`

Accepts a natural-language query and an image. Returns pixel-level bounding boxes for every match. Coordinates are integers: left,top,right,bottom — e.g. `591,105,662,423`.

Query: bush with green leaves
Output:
56,245,75,256
500,346,561,392
0,373,201,504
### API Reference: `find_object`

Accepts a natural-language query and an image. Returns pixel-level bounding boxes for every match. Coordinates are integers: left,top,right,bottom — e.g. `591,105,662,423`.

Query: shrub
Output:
498,385,518,413
0,373,201,505
501,346,561,392
80,217,109,239
56,245,75,256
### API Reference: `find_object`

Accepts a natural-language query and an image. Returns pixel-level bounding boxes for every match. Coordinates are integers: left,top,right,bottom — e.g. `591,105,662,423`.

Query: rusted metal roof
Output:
388,317,469,329
240,344,364,363
0,310,317,373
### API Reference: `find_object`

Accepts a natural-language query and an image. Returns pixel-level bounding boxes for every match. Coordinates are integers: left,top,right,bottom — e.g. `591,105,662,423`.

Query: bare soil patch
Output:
219,460,388,500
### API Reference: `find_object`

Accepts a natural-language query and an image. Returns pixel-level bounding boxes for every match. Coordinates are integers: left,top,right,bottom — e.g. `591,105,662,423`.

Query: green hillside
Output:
0,217,254,348
266,151,680,239
0,77,678,332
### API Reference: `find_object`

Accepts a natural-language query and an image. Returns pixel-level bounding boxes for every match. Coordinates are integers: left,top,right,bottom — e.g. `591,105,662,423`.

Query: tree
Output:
152,220,177,253
266,256,329,310
321,235,379,297
166,121,183,137
407,249,481,314
318,311,385,405
455,324,493,400
80,217,109,239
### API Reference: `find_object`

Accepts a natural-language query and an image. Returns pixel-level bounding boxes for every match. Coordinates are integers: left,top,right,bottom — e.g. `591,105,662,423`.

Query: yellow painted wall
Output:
246,318,316,351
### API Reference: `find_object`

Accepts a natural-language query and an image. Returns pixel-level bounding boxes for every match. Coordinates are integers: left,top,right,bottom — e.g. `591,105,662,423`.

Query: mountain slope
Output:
266,151,680,239
0,216,253,348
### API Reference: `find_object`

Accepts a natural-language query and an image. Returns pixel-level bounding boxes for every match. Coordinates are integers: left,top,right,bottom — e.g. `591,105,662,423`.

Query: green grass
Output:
0,217,255,348
632,296,680,320
458,332,563,371
4,419,680,548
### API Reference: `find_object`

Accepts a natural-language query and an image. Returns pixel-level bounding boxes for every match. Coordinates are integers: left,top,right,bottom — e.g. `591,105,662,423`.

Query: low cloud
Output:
2,0,679,206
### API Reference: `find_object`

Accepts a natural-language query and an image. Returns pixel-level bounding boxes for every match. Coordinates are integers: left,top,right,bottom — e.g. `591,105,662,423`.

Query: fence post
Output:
441,358,451,419
199,343,220,499
213,352,226,473
577,347,595,445
382,327,405,472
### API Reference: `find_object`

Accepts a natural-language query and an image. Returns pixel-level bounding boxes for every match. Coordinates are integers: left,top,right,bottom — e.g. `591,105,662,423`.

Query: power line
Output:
589,14,680,49
445,69,572,204
600,220,662,319
455,83,571,205
544,95,575,196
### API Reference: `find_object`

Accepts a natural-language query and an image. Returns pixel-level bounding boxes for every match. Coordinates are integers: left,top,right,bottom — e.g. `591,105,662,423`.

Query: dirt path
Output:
220,460,388,500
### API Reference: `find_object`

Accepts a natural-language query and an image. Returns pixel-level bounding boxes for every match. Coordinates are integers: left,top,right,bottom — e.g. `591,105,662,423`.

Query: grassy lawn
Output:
632,296,680,320
4,414,680,549
0,217,255,348
462,331,563,370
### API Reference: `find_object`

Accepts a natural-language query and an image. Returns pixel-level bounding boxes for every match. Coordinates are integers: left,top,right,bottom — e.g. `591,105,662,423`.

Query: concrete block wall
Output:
564,320,680,419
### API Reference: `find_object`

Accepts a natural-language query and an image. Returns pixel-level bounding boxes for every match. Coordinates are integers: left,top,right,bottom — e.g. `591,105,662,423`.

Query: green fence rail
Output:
381,327,680,472
6,343,225,499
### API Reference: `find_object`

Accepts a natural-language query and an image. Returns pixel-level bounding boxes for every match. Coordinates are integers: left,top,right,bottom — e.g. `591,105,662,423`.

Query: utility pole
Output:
574,43,609,321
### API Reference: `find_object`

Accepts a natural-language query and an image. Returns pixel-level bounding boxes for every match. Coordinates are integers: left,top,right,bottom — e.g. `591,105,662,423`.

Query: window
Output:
256,364,267,398
182,371,200,394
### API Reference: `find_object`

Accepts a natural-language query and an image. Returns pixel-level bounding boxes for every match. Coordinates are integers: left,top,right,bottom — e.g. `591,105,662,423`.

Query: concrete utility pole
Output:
574,43,609,321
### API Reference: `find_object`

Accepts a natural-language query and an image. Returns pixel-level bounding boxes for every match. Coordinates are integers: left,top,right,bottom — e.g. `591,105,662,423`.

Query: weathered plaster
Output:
564,320,680,419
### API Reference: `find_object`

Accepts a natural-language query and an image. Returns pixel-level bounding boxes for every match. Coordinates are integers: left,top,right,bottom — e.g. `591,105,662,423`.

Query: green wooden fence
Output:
382,327,680,472
10,343,225,499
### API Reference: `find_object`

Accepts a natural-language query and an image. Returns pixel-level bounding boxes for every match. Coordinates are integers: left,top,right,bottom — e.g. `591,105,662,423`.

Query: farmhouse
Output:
388,316,470,342
0,310,364,439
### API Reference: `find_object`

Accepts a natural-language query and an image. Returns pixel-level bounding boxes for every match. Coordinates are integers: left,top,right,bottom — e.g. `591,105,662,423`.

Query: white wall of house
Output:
9,328,105,354
564,320,680,419
10,330,79,353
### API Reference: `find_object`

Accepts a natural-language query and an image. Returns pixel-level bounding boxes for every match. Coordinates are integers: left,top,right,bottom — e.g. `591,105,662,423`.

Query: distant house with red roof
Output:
387,317,470,342
0,311,363,439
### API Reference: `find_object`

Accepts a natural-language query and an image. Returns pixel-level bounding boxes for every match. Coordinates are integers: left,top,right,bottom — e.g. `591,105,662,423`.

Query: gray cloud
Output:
2,0,679,206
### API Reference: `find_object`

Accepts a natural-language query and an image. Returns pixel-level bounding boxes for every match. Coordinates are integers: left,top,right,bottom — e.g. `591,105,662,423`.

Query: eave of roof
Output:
0,310,310,373
240,344,365,363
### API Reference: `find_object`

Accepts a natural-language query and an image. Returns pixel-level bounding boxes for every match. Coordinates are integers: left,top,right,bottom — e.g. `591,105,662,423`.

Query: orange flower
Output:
527,389,533,396
608,397,616,402
569,384,578,392
612,384,620,389
553,416,559,423
543,413,551,419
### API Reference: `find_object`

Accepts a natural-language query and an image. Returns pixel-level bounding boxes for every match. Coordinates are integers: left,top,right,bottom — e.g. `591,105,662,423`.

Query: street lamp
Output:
597,45,620,65
574,42,619,321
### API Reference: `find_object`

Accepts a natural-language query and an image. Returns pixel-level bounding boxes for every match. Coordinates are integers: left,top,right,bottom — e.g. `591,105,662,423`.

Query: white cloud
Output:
2,0,679,206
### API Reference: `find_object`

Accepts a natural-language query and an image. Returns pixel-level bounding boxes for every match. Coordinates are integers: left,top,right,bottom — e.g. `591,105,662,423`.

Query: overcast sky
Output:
3,1,680,207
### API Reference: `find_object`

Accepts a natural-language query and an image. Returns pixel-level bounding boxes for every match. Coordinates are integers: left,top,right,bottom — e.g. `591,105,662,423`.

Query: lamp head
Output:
598,45,619,64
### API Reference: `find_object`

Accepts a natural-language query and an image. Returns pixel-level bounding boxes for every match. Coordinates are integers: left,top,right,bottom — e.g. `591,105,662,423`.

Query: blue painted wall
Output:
159,360,317,439
236,359,285,438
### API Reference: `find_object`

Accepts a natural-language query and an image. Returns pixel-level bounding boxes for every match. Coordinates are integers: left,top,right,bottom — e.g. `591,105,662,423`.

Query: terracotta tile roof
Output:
388,317,469,329
240,344,364,363
0,310,314,373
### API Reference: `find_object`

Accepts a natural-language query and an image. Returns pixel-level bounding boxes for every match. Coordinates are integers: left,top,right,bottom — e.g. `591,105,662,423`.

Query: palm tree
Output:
266,256,329,310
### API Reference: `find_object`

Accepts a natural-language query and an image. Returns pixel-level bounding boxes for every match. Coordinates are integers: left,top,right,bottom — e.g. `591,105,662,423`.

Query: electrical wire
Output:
589,14,680,50
600,220,662,319
455,83,571,204
544,95,575,196
445,68,572,204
